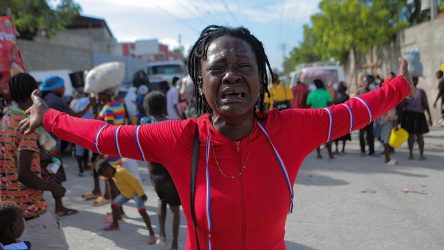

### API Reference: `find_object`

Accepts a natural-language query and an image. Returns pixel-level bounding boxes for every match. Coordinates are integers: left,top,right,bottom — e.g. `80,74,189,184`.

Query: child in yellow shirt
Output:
97,159,157,244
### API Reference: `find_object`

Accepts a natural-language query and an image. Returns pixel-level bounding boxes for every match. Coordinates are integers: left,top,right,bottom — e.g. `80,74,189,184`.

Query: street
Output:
47,129,444,250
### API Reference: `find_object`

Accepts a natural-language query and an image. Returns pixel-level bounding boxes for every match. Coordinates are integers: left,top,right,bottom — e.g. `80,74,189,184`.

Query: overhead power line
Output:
153,4,200,33
202,0,231,25
175,0,207,26
220,0,241,26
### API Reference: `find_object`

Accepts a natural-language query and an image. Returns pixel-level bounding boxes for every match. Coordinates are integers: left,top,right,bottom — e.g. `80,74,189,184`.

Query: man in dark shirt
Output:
40,76,73,115
358,75,375,156
39,75,94,153
40,75,94,117
433,70,444,123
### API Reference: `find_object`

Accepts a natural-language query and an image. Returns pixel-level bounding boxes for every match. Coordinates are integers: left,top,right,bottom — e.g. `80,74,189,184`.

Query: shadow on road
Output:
285,241,316,250
296,174,349,186
300,147,443,182
60,207,187,250
61,210,148,249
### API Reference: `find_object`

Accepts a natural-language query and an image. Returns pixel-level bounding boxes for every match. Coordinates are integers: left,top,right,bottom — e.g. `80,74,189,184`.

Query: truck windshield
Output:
148,65,182,75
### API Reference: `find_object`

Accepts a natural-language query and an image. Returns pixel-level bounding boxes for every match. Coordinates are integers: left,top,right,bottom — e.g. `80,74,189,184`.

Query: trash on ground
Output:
401,187,427,195
360,188,377,193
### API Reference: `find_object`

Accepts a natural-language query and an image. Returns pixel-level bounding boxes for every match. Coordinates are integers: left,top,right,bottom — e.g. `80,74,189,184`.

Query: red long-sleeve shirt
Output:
43,76,410,250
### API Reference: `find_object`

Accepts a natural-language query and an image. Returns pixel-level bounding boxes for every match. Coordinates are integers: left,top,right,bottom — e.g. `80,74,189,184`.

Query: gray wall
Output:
17,26,127,75
93,54,147,84
17,39,93,72
65,28,116,54
345,18,444,122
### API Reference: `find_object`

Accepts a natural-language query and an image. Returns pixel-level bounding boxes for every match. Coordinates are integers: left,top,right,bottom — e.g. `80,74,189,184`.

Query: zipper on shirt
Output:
235,141,247,250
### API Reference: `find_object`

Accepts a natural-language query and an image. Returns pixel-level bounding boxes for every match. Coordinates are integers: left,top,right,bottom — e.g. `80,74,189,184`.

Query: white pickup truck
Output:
146,60,185,87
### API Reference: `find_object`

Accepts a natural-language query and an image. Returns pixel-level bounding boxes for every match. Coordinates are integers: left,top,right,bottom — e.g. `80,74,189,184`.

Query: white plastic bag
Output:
403,48,423,77
84,62,125,94
38,127,57,152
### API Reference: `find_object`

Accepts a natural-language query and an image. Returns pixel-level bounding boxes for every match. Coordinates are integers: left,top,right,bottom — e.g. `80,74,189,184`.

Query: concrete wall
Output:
34,31,92,50
17,39,93,72
16,27,118,72
66,28,116,54
345,17,444,122
93,54,147,84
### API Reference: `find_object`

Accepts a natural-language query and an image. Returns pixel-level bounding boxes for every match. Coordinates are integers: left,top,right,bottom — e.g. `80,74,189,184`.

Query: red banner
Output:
0,16,25,99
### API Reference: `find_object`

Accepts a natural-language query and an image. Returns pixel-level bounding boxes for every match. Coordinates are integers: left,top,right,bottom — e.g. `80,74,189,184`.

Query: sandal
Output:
156,236,167,246
148,235,157,245
56,209,78,217
93,196,110,206
81,192,99,200
102,224,119,231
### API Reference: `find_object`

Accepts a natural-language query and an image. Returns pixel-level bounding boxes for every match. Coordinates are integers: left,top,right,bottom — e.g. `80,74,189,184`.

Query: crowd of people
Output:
0,24,441,250
0,72,185,249
268,70,442,165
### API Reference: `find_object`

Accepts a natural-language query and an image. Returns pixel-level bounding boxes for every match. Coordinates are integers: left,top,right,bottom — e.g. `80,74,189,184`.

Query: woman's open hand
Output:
19,89,49,135
397,58,415,97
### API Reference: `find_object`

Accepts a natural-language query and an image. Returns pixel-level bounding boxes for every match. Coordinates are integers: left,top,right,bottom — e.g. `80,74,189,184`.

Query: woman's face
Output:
98,91,111,103
200,36,260,118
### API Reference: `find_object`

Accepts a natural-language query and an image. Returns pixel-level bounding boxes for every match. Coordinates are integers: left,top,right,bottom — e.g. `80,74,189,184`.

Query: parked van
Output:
288,61,346,90
147,60,185,86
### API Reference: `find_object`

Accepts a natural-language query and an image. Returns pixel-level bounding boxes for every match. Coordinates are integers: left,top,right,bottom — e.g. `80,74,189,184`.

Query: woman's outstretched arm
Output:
20,92,187,163
298,59,413,153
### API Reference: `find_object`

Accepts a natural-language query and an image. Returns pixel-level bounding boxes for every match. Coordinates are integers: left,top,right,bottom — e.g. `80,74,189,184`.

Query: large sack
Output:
403,49,423,77
84,62,125,94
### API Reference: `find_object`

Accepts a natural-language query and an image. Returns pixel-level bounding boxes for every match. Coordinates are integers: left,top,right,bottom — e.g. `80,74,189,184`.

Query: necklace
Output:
211,133,252,179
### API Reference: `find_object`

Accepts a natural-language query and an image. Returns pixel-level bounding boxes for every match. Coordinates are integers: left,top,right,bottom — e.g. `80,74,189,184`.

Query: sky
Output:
74,0,321,72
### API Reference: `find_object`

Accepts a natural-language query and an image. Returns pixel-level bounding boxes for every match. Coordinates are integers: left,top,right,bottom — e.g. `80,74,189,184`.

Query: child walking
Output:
0,202,31,250
96,159,157,245
141,91,181,250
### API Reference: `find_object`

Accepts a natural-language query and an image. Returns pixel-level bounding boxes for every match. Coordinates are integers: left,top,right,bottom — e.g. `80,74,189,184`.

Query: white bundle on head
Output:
84,62,125,94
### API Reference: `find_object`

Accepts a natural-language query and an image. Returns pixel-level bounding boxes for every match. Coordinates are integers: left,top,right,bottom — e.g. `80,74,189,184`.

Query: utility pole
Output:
281,43,287,59
178,33,184,59
430,0,437,20
280,43,287,71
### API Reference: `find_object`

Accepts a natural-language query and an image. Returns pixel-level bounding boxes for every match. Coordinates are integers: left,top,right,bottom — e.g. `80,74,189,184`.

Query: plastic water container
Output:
389,128,409,148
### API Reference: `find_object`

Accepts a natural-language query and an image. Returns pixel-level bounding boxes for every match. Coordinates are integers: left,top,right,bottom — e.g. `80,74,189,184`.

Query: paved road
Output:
46,129,444,250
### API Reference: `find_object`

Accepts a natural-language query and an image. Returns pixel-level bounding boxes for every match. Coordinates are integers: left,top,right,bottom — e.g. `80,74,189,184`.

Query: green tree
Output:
0,0,81,40
283,25,320,74
310,0,408,63
284,0,410,69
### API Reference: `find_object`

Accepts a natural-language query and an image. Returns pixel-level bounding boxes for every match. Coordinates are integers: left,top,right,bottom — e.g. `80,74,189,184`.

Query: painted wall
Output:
345,17,444,122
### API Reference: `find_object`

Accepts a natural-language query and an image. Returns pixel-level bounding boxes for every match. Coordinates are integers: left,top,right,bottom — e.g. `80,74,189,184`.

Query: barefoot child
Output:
0,202,30,250
96,159,157,244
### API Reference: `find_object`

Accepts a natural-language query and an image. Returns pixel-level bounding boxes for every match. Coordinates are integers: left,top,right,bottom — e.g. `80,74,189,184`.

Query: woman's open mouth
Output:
220,89,247,103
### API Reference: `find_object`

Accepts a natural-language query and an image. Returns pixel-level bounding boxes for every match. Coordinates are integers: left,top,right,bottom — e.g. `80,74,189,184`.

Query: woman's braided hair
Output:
188,25,273,115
